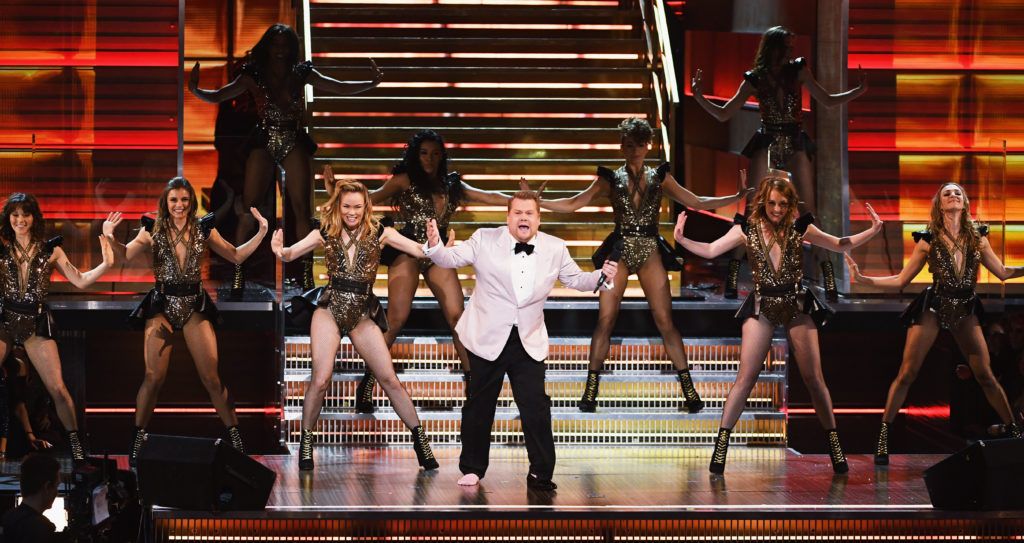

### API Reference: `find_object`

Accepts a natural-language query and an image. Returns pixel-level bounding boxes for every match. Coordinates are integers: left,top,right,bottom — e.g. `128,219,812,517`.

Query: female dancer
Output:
845,183,1023,465
112,178,268,465
271,177,439,472
189,23,382,288
673,171,882,473
348,129,515,411
535,118,748,413
691,25,867,297
0,193,116,462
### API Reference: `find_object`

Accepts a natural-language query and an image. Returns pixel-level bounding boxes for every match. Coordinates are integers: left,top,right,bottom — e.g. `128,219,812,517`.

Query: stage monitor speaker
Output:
923,438,1024,510
137,434,276,511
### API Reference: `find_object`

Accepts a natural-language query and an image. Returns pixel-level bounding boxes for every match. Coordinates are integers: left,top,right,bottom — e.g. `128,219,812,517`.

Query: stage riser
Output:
285,337,788,374
283,336,787,446
282,417,785,446
152,517,1024,541
283,379,784,411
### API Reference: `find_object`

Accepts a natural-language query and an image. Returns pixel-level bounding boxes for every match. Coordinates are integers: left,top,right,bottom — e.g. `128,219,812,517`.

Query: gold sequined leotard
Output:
742,58,812,169
382,170,462,271
243,61,315,163
900,227,987,330
130,214,219,330
735,213,832,327
592,163,683,274
317,222,388,335
0,237,60,344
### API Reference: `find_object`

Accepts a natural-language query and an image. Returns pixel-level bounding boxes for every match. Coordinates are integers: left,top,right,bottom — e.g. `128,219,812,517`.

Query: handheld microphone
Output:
594,240,624,293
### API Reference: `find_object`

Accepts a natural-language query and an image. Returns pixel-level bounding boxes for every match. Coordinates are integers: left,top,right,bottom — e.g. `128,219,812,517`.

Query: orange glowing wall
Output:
847,0,1024,288
0,1,180,290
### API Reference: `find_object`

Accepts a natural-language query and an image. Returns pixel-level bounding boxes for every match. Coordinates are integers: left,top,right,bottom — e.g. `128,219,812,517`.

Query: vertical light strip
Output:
304,0,314,104
176,0,185,176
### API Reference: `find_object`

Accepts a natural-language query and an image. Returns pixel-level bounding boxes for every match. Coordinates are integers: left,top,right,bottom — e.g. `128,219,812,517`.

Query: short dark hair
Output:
19,453,60,496
618,117,653,145
507,190,541,212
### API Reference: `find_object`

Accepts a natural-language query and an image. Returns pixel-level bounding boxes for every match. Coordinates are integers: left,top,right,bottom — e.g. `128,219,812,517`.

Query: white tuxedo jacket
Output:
427,227,602,361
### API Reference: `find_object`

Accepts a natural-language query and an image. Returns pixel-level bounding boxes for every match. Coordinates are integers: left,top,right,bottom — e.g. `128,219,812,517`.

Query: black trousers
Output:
460,327,555,480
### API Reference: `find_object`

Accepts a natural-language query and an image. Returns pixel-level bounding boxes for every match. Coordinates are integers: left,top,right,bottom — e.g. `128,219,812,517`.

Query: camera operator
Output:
1,453,70,543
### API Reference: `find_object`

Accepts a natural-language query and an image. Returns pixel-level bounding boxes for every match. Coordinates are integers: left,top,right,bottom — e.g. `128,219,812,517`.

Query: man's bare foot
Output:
457,473,480,486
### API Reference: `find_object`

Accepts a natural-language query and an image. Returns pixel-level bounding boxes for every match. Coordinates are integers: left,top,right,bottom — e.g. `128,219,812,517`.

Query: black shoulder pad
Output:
140,215,155,233
794,212,815,234
45,235,64,251
198,212,216,237
596,166,616,183
655,162,671,182
911,230,932,244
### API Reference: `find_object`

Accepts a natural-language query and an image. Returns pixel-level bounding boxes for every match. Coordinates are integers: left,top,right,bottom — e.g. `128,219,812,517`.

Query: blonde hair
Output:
320,178,378,238
928,182,981,250
750,172,799,226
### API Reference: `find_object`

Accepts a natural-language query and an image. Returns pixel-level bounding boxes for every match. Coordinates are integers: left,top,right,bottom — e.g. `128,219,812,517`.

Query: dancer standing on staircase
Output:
110,178,268,465
424,189,618,492
272,176,439,472
0,193,117,464
188,23,383,289
691,25,867,299
673,171,882,474
348,129,516,412
534,118,748,413
845,183,1024,465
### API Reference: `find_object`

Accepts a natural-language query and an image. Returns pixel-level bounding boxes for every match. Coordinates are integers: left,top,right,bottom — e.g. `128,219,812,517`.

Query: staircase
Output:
284,335,788,447
303,0,672,296
289,1,787,450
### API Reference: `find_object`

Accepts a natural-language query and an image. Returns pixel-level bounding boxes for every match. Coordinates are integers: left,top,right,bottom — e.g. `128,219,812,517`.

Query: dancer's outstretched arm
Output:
536,179,605,213
271,228,324,262
672,211,746,259
209,208,269,264
802,202,883,252
381,226,428,258
978,236,1024,281
664,169,752,211
845,242,928,290
690,68,755,122
801,65,868,108
52,235,115,289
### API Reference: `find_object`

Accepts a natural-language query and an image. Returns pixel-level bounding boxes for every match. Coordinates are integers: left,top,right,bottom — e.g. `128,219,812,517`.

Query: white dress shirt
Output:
510,234,538,316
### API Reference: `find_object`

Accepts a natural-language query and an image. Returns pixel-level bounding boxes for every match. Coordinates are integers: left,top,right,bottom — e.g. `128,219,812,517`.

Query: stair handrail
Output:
637,0,679,161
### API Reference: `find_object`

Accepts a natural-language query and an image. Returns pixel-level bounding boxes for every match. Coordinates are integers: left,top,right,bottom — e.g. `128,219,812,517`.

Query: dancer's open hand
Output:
322,163,336,190
250,207,269,233
518,177,548,196
188,61,201,92
102,211,123,238
27,435,52,450
673,211,688,244
691,68,704,95
98,235,115,267
369,58,383,85
856,64,868,91
737,169,754,197
271,229,285,259
864,202,882,232
446,228,456,247
843,253,866,284
425,219,441,248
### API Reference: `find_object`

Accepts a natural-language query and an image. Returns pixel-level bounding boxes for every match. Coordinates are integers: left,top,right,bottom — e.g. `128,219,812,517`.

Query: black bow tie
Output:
514,242,535,255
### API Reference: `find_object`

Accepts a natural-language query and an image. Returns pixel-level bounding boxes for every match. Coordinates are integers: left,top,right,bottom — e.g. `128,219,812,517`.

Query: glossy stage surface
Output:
263,446,932,511
112,446,1024,540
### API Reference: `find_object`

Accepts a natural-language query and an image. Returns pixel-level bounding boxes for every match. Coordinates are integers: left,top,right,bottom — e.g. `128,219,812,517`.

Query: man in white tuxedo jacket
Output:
424,191,618,491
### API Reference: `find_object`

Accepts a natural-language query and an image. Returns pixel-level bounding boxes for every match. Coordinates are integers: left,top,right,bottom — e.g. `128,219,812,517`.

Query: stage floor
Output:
259,446,932,511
